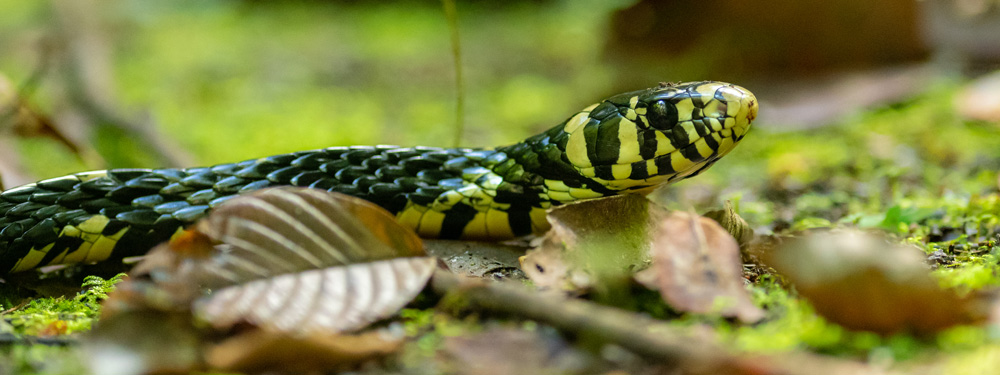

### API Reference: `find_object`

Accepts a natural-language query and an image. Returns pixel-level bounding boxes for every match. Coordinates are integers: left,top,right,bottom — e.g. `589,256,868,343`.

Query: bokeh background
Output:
6,3,1000,372
1,0,998,192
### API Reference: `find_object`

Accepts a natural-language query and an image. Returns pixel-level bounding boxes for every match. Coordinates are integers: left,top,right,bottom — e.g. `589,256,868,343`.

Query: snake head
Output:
560,81,757,191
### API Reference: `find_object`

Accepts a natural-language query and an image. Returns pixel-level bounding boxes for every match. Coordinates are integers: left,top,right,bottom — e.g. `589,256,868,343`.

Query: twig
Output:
0,39,51,125
441,0,465,147
431,269,889,375
0,333,78,347
50,0,194,168
1,300,29,315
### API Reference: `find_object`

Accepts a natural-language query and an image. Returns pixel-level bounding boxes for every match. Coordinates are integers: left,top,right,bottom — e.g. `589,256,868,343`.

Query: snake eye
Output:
647,100,678,130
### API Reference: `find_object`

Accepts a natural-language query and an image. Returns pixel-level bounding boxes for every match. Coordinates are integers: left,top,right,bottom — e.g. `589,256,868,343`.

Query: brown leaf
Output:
103,188,433,335
100,229,221,318
520,235,583,292
639,211,764,323
84,310,203,375
205,328,403,373
521,195,661,293
195,257,437,334
765,230,988,335
955,70,1000,122
193,187,426,287
93,188,432,373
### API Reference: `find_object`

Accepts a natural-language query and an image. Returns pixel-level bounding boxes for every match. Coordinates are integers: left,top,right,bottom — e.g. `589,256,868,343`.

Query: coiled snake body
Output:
0,81,757,275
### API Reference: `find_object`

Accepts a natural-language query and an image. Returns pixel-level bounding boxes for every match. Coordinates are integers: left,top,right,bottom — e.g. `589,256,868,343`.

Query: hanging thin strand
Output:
441,0,464,147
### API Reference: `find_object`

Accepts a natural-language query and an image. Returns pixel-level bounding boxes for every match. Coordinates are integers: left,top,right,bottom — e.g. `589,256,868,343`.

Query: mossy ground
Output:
2,1,1000,374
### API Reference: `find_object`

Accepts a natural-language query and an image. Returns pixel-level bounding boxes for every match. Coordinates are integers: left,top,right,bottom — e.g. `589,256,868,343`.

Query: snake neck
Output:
489,116,618,206
494,126,615,198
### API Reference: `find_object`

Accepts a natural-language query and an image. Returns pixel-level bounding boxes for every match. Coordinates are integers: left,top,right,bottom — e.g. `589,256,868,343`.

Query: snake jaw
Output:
559,81,756,192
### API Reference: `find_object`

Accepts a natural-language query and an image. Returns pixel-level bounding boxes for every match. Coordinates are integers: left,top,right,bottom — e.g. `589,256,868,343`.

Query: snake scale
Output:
0,81,757,275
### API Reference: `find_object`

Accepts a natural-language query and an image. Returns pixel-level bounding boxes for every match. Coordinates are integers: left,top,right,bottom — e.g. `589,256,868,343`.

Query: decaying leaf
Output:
85,311,202,375
520,195,661,292
192,187,426,287
955,70,1000,122
205,327,404,373
195,257,437,334
764,230,988,335
186,188,433,335
637,211,764,323
92,187,434,372
520,235,583,292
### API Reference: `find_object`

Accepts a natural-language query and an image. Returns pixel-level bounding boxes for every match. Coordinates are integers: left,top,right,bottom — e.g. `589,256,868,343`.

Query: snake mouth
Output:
562,81,756,191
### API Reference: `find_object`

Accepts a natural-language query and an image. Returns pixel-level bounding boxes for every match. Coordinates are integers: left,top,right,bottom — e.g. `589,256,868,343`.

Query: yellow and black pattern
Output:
0,81,756,275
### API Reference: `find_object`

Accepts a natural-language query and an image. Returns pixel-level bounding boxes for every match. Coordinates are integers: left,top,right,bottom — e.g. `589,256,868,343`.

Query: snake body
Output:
0,81,756,275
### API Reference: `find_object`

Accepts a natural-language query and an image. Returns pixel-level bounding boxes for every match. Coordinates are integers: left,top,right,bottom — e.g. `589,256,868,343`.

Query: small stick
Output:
431,269,888,375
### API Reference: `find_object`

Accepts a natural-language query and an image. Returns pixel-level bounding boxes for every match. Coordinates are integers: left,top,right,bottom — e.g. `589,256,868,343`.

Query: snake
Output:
0,81,756,275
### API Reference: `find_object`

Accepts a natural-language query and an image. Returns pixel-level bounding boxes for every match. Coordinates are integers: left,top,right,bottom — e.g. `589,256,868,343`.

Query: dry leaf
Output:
100,229,218,318
193,187,426,287
186,188,435,335
765,230,988,334
84,311,202,375
955,70,1000,122
109,187,429,303
638,211,764,323
521,195,660,292
520,235,584,292
206,327,403,373
195,257,437,334
93,187,433,372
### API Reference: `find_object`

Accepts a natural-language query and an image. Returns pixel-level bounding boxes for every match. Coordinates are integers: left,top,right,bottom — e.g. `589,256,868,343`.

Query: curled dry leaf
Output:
188,188,433,335
85,311,202,375
521,194,660,292
765,230,988,335
193,187,426,287
93,188,434,372
196,257,437,334
637,211,764,323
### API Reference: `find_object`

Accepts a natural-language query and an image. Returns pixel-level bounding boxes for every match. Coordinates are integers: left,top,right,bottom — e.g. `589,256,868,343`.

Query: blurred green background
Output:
1,0,636,182
0,0,996,191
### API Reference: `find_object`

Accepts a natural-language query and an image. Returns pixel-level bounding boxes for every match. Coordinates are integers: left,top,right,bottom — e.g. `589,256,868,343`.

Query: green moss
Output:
3,274,124,336
934,255,1000,293
0,344,88,375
